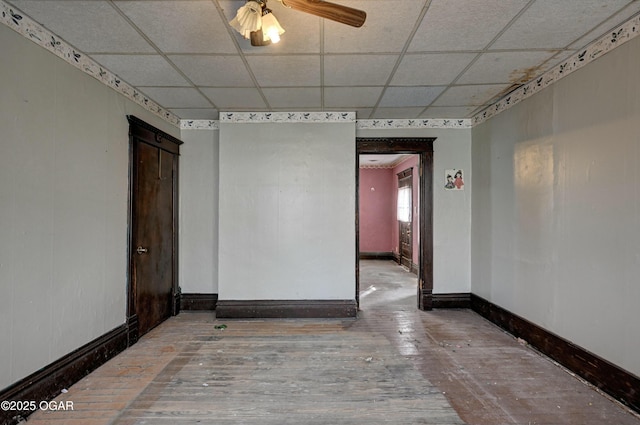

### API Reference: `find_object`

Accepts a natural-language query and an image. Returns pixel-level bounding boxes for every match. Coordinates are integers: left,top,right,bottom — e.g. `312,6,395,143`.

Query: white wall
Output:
0,23,178,390
180,126,471,299
357,128,472,294
471,35,640,376
218,122,356,300
179,129,219,294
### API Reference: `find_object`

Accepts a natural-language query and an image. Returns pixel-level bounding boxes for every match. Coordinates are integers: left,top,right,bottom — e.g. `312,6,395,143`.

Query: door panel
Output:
399,221,412,268
127,115,182,343
134,143,175,336
398,168,413,269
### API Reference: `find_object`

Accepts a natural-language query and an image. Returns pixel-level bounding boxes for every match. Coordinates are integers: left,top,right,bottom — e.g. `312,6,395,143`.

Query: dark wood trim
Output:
397,167,413,181
172,149,181,317
181,293,219,311
359,252,395,260
126,314,139,347
127,115,182,154
0,324,127,425
357,138,435,311
354,153,361,307
216,300,358,319
432,293,471,309
470,294,640,414
357,138,436,153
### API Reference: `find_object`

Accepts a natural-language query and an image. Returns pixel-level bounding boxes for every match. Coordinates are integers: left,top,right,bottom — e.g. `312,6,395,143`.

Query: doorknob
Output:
136,246,148,254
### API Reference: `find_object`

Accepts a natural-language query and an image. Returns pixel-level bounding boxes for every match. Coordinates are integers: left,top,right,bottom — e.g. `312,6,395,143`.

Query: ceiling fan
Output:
229,0,367,46
281,0,366,28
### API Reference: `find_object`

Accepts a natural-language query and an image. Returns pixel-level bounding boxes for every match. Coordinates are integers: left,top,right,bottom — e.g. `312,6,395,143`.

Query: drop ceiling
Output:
4,0,640,121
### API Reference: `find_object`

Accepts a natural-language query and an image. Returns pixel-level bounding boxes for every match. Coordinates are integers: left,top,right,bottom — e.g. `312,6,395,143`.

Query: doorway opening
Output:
356,138,435,311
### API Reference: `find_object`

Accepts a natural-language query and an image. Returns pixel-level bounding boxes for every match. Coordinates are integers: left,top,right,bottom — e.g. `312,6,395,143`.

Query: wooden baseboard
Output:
392,252,400,263
216,300,358,319
180,293,218,311
432,293,471,308
127,314,139,346
0,324,128,425
470,293,640,414
359,252,395,261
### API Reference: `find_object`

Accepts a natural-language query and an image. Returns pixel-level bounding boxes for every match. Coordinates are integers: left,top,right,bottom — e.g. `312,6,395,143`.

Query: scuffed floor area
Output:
24,260,639,425
354,260,640,424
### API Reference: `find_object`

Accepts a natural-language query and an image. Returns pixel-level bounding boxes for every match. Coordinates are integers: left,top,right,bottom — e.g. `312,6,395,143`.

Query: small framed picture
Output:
445,169,464,190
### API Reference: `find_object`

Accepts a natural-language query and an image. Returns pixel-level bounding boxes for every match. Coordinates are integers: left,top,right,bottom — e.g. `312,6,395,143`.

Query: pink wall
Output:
359,168,394,252
359,155,420,262
392,156,420,263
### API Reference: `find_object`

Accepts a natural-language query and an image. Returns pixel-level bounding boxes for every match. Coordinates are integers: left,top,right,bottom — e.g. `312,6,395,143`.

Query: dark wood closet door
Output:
134,143,175,336
127,115,182,342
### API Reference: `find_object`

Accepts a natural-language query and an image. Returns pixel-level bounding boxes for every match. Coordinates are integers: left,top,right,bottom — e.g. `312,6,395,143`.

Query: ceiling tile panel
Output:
491,0,635,49
391,53,477,86
169,55,255,87
433,84,513,107
324,0,426,53
324,55,398,86
408,0,529,52
324,87,384,108
4,0,638,121
457,51,557,85
8,0,155,53
115,0,237,54
379,86,446,107
201,87,266,109
246,56,321,87
262,88,321,108
569,2,640,49
91,55,190,86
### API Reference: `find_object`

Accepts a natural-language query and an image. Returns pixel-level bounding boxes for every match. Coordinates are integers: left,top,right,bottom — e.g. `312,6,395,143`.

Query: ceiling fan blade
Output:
282,0,366,27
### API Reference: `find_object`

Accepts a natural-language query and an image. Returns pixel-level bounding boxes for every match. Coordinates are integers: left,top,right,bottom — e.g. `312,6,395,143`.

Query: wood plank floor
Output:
25,260,640,425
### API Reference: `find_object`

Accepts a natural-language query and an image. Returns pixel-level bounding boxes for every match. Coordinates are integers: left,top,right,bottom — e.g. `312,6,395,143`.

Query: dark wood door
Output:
399,222,412,268
398,168,413,269
134,143,174,335
127,116,182,343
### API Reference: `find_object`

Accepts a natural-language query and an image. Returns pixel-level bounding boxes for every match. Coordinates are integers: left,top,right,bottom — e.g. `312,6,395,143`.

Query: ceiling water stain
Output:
510,64,549,84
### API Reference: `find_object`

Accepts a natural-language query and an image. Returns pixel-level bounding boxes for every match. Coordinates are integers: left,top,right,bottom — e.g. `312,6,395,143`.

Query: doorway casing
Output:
356,137,435,310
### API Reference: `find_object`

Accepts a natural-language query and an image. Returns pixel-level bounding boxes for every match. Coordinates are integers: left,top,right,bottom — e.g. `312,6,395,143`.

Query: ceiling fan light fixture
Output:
229,0,263,39
261,9,285,44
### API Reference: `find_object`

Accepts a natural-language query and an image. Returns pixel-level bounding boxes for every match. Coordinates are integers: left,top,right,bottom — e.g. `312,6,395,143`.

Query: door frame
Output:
356,137,435,310
126,115,182,345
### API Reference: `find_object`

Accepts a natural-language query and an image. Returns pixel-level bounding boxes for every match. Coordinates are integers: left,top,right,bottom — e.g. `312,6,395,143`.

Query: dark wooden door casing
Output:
356,138,434,310
127,115,182,345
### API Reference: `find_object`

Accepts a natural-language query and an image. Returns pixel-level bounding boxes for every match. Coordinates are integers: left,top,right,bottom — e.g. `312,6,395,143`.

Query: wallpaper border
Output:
472,12,640,125
181,117,472,130
0,0,180,127
2,0,639,129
